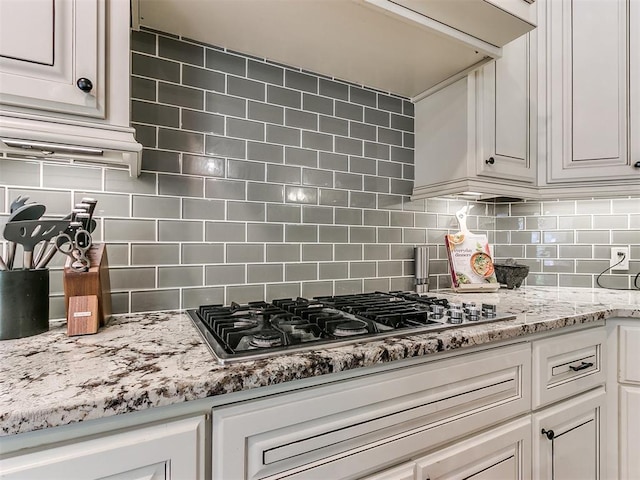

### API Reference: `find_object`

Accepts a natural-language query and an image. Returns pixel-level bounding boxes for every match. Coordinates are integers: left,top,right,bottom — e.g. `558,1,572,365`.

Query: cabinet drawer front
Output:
212,344,531,480
414,417,531,480
619,325,640,384
532,327,605,409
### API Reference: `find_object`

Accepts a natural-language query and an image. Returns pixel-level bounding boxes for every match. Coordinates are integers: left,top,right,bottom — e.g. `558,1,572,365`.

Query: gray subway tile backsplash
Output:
132,53,180,82
182,65,225,92
267,85,301,109
159,266,203,288
228,75,265,102
349,86,376,107
132,100,179,127
182,244,224,264
4,29,637,317
205,92,246,117
206,49,246,76
159,220,203,242
285,70,317,93
131,244,179,265
248,60,284,85
319,78,349,101
131,77,158,101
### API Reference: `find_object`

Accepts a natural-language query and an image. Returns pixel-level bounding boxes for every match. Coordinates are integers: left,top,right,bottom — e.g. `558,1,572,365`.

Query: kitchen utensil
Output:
62,243,112,335
35,232,72,270
80,197,97,219
0,269,49,340
9,195,29,213
414,246,429,293
56,226,93,272
76,213,91,241
4,203,47,270
7,203,46,223
3,220,69,270
494,259,530,289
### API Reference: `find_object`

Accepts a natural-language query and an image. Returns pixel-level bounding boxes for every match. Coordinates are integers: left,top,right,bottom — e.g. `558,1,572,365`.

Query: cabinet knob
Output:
485,157,495,165
634,161,640,168
76,78,93,93
541,428,555,440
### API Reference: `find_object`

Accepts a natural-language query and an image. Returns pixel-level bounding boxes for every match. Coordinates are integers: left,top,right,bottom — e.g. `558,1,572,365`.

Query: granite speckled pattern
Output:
1,286,638,436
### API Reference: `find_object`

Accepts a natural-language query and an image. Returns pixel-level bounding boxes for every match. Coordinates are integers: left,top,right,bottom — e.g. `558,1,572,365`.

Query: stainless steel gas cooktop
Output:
187,291,516,364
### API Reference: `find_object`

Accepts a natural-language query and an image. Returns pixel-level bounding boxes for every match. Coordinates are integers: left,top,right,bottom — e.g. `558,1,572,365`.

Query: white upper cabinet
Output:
631,0,640,175
412,30,538,200
0,0,104,118
543,0,640,185
136,0,536,99
477,33,536,183
0,0,142,176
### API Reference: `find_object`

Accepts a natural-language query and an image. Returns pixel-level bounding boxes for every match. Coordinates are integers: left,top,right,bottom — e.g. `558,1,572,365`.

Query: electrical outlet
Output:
610,247,630,271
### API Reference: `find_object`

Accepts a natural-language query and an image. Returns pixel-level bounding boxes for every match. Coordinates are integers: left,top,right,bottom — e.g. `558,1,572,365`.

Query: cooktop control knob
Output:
430,304,445,318
448,308,463,324
466,306,481,321
482,304,497,317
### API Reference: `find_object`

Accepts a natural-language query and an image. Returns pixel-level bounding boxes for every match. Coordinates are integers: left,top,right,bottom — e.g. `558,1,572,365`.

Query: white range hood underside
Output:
136,0,535,100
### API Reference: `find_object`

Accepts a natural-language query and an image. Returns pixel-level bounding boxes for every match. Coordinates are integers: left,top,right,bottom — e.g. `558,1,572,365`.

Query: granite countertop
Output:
1,286,639,437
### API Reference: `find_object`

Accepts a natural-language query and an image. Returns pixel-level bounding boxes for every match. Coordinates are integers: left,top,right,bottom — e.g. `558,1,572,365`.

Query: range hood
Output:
135,0,536,100
0,113,142,176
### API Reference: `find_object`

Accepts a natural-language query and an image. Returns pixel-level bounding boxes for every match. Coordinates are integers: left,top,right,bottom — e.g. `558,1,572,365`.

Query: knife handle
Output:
23,250,33,270
35,243,58,269
6,242,16,270
33,241,48,266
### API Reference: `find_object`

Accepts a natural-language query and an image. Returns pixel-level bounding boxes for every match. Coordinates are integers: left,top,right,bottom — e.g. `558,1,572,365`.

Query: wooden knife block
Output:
63,243,112,336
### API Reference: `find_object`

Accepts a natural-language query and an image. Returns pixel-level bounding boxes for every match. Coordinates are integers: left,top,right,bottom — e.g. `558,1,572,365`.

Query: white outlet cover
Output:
610,247,630,271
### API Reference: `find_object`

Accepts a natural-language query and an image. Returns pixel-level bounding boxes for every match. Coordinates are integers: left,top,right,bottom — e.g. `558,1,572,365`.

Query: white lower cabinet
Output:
211,343,531,480
532,388,605,480
360,461,415,480
414,417,531,480
0,416,206,480
619,385,640,479
606,321,640,479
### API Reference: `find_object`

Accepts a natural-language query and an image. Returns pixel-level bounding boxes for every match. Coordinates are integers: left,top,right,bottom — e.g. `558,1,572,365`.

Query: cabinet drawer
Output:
212,344,531,480
532,327,605,409
619,325,640,384
414,417,531,480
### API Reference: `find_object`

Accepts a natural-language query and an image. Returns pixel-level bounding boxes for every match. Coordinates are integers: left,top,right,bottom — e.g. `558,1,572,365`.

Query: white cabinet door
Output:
619,385,640,479
96,463,166,480
0,0,105,118
546,0,633,182
619,325,640,384
0,416,206,480
532,388,605,480
478,33,536,183
359,462,415,480
632,0,640,173
414,417,531,480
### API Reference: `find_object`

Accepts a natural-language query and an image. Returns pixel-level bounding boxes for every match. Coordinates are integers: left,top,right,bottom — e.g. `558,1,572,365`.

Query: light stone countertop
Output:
1,286,639,437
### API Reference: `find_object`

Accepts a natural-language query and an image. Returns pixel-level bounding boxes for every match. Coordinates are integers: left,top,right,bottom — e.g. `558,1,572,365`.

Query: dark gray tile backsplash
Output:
1,29,638,318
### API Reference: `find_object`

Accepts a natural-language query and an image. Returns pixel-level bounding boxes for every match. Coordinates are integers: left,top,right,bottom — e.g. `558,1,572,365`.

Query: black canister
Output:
0,269,50,340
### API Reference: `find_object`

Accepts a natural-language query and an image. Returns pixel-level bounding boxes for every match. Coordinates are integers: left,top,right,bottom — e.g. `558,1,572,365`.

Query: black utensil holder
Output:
0,269,49,340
